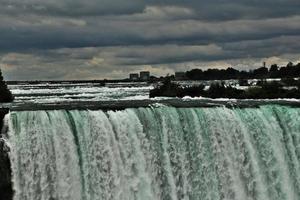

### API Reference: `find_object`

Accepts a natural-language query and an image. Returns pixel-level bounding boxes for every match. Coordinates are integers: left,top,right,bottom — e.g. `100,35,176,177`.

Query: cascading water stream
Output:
4,105,300,200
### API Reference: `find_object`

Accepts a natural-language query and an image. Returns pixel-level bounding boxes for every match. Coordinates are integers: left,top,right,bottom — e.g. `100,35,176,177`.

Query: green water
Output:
6,105,300,200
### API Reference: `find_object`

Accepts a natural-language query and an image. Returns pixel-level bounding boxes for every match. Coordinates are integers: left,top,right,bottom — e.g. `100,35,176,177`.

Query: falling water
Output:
5,105,300,200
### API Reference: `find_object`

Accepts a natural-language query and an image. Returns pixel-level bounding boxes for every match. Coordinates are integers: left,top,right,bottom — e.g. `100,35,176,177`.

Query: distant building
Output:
175,72,186,80
140,71,150,81
129,73,139,81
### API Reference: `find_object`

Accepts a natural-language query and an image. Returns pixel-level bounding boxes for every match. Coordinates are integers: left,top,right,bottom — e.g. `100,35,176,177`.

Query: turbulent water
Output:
8,82,153,103
5,105,300,200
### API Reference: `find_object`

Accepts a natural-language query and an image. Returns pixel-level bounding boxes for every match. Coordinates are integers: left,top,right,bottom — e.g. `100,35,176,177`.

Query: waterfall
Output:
5,105,300,200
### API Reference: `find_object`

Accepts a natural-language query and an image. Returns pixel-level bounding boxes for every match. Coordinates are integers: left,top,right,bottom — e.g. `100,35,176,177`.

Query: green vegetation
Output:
150,77,205,98
151,62,300,99
0,69,14,102
150,78,300,99
184,62,300,80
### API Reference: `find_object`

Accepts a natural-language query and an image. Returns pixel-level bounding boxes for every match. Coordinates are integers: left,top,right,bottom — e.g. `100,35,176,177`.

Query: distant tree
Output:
183,61,300,81
0,69,14,102
269,64,279,73
279,63,298,78
150,76,178,97
269,64,279,78
287,62,294,68
185,69,203,80
279,66,288,77
0,70,3,82
295,63,300,77
253,67,268,78
239,70,249,79
270,64,278,73
226,67,239,79
150,76,205,98
205,82,244,98
204,69,220,80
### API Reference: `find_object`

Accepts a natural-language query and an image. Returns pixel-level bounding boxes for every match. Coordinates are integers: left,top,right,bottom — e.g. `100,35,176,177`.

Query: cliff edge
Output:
0,108,12,200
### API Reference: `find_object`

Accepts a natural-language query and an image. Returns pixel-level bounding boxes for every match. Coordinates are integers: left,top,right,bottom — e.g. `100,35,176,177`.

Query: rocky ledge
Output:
0,108,13,200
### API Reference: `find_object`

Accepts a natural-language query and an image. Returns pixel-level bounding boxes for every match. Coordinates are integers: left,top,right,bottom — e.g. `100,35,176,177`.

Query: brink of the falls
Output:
4,105,300,200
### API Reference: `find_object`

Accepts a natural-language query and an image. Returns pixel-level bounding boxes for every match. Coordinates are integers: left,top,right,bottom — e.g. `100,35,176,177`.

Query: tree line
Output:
184,62,300,80
0,69,14,102
150,78,300,99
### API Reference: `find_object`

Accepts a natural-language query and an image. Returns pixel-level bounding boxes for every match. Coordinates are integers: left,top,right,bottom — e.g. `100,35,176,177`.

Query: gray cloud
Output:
0,0,300,80
0,0,145,16
1,14,300,51
1,0,300,20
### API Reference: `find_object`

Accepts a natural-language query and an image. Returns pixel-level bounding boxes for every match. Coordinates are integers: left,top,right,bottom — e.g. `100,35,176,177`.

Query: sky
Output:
0,0,300,80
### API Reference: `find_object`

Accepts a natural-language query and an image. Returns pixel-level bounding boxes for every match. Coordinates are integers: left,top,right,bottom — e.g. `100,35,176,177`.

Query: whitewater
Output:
4,105,300,200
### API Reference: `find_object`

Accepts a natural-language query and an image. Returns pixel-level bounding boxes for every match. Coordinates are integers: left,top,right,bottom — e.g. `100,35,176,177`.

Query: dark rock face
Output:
0,69,14,103
0,109,13,200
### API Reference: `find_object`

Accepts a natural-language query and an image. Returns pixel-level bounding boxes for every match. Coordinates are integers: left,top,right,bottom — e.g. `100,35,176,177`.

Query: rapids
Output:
5,105,300,200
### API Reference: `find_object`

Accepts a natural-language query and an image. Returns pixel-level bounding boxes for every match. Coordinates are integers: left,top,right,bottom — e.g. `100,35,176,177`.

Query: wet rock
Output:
0,108,13,200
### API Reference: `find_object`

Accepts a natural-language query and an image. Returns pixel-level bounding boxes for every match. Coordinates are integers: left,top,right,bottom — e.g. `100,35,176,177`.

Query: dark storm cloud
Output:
160,0,300,21
1,0,300,19
1,15,300,51
0,0,145,16
0,0,300,80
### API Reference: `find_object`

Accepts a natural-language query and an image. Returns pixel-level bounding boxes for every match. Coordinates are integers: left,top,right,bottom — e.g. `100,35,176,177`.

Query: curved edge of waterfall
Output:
4,104,300,200
0,108,13,200
4,98,300,111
